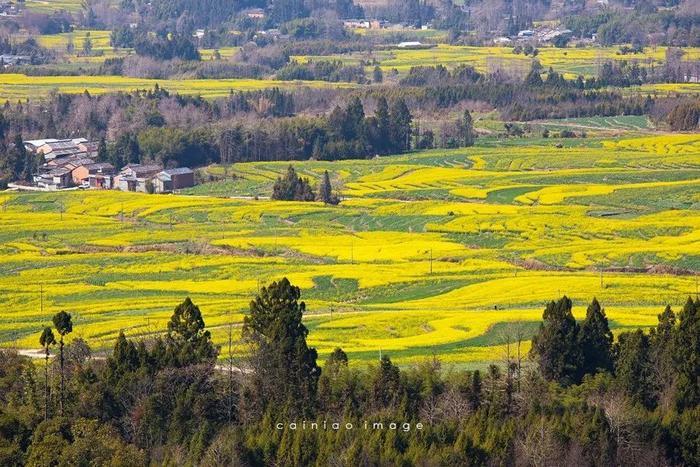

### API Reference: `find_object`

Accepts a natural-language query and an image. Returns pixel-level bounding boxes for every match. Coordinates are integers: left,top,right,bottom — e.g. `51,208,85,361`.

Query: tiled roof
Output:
162,167,193,175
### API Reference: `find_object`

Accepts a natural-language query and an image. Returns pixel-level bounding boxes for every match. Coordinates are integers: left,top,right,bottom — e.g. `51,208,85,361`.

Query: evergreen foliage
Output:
673,297,700,411
0,287,699,465
272,165,316,201
579,297,614,376
242,277,320,417
530,296,584,386
52,311,72,416
317,170,339,205
165,297,218,367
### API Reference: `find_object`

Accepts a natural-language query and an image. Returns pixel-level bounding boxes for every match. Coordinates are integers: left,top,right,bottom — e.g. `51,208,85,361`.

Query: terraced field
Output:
23,0,86,13
0,73,353,102
6,28,697,102
296,44,700,79
1,133,699,367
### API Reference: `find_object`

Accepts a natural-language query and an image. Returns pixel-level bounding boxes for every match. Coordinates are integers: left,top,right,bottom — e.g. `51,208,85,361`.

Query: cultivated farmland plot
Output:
1,134,699,368
295,44,700,78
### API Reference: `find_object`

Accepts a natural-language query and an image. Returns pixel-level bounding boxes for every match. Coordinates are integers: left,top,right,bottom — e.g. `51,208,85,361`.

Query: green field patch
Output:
486,186,540,204
359,279,473,304
444,232,513,249
306,275,359,300
309,314,436,341
332,213,451,232
571,185,700,212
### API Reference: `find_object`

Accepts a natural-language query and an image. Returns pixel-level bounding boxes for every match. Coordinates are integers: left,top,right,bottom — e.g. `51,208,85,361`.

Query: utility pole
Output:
120,202,124,223
429,249,433,275
227,308,234,423
169,211,173,231
40,284,43,315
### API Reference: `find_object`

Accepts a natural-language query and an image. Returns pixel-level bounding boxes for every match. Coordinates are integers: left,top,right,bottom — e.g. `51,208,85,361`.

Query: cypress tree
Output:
39,327,56,420
616,329,655,408
272,165,315,201
650,305,676,404
579,297,614,376
318,170,332,204
373,65,383,83
530,296,584,386
243,278,320,417
673,297,700,411
165,297,218,367
326,347,348,368
106,332,140,385
97,137,108,162
52,311,73,416
460,109,475,147
371,355,402,410
389,98,412,152
317,171,338,205
468,369,482,411
375,96,391,154
525,61,544,87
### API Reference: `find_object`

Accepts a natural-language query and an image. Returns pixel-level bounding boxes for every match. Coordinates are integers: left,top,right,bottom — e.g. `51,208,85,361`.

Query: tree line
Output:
271,165,339,204
1,278,700,465
0,68,696,184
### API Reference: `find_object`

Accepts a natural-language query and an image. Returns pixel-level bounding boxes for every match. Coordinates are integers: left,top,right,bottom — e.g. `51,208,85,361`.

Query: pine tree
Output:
616,329,655,408
272,165,315,201
319,170,331,203
389,98,412,152
97,137,108,162
52,311,73,416
650,305,676,404
530,296,584,386
165,297,217,367
375,96,391,154
39,327,56,420
373,65,383,83
82,33,93,56
579,298,613,376
106,332,140,385
7,134,27,182
525,61,544,87
460,110,475,147
317,171,338,205
326,347,348,367
468,369,482,411
372,355,402,410
242,278,320,417
343,96,365,141
673,297,700,411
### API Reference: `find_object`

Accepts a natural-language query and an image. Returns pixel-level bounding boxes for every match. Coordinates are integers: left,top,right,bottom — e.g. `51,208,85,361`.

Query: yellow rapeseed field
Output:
0,73,355,102
296,44,700,78
1,134,699,367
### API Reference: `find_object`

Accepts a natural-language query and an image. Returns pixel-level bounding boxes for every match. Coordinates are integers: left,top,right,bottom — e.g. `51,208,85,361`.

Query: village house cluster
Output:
22,138,195,193
493,26,575,46
0,0,20,17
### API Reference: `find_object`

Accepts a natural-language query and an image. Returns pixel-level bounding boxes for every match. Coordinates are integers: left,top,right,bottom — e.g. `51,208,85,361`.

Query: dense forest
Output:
1,279,699,465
